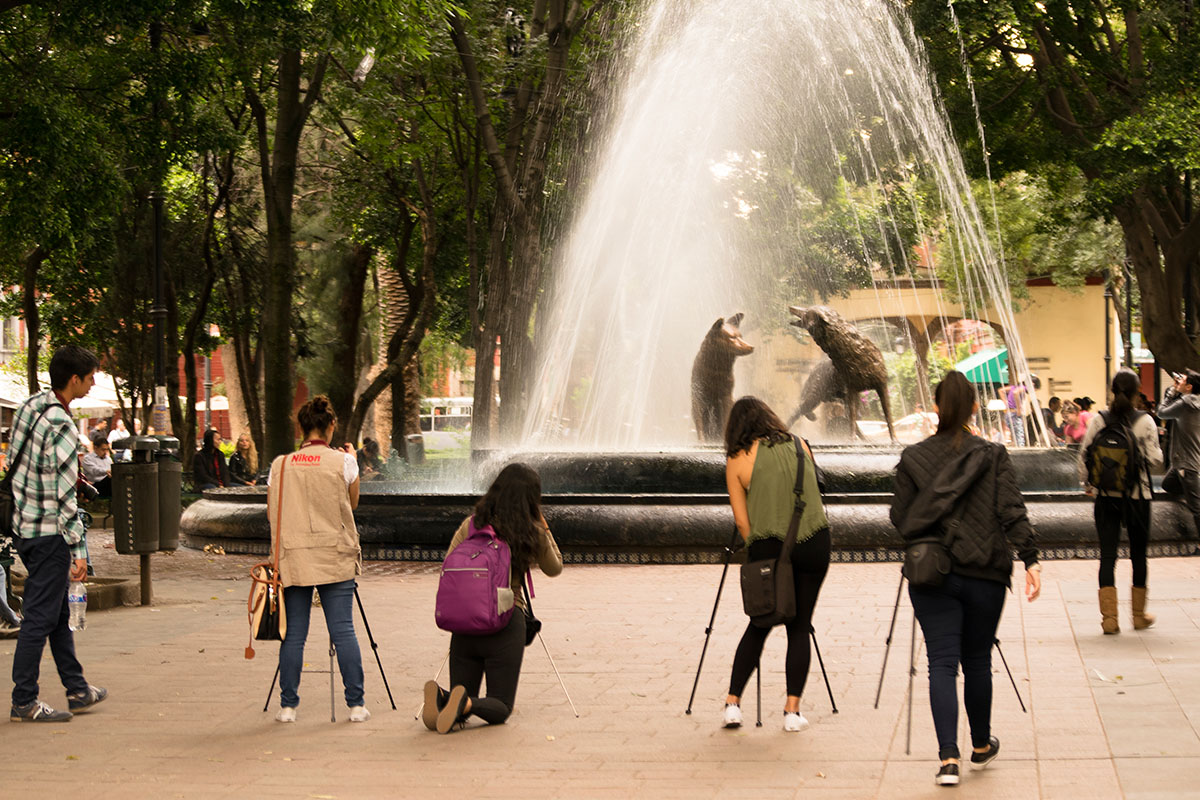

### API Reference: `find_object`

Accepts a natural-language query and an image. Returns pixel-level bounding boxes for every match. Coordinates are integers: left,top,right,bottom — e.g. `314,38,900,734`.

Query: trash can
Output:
112,437,161,555
153,436,181,552
405,433,425,466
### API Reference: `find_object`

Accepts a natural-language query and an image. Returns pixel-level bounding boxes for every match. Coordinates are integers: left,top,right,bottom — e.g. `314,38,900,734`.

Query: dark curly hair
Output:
297,395,336,437
724,396,790,458
474,463,544,580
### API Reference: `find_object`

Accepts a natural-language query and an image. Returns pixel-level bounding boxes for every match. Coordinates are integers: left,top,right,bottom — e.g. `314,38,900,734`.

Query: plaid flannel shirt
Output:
9,390,86,560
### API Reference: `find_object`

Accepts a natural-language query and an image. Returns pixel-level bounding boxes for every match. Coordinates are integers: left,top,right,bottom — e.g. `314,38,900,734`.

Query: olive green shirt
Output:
746,438,829,547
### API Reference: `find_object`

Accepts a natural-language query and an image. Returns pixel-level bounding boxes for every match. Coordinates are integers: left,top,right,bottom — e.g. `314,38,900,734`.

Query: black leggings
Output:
1095,496,1150,588
449,611,526,724
728,528,831,698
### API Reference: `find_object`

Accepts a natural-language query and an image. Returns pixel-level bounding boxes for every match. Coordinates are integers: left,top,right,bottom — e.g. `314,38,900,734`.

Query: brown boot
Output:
1099,586,1119,634
1131,586,1155,630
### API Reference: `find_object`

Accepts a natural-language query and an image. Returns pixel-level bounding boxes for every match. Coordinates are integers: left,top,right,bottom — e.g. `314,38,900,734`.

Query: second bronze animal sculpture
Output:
787,305,896,443
691,314,754,443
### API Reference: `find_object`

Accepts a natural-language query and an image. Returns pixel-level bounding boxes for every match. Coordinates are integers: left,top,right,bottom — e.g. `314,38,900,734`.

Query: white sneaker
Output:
348,705,371,723
275,707,297,723
783,711,810,732
723,703,743,728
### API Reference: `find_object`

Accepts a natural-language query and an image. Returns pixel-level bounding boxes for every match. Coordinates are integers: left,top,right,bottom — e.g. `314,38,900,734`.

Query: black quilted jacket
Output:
890,433,1039,586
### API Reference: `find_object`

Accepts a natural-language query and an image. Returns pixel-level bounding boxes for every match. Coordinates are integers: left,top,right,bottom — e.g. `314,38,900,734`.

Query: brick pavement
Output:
3,530,1199,799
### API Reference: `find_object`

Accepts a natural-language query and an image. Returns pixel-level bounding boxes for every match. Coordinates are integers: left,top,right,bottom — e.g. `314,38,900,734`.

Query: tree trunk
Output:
1114,200,1200,372
252,48,329,462
22,246,47,393
450,4,600,446
327,243,372,447
345,167,439,446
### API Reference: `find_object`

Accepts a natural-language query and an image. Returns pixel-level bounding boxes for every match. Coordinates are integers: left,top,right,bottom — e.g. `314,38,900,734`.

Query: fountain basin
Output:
180,448,1199,563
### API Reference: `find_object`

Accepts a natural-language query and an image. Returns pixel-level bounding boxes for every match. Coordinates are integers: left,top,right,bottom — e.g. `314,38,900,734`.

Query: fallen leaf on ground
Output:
66,755,79,760
546,735,556,741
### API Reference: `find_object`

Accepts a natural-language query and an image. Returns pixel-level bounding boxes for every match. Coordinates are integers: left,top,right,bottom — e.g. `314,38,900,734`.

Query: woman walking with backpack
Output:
424,463,562,733
721,397,831,733
891,372,1041,786
1079,368,1163,634
268,396,369,723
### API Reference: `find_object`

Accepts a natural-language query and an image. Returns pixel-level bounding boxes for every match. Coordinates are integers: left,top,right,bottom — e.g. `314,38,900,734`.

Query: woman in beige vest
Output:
423,463,563,733
267,396,367,723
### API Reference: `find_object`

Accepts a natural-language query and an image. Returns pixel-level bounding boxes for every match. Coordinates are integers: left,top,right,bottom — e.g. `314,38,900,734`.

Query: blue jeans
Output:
909,573,1006,761
278,579,364,709
1006,411,1026,446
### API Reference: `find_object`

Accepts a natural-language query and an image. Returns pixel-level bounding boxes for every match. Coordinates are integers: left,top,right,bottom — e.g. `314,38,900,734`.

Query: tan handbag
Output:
245,456,288,659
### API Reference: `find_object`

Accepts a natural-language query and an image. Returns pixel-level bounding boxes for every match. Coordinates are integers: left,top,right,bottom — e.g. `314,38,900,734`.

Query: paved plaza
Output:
3,530,1200,799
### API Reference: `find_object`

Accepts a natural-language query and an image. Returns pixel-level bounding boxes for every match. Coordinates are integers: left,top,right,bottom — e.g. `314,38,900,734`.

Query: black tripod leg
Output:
355,587,396,710
263,665,280,712
810,627,838,714
906,613,916,756
875,572,905,709
686,528,740,715
994,638,1027,713
755,658,762,727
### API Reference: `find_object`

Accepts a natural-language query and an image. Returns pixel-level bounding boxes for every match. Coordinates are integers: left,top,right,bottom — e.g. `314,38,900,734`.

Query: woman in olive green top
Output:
722,397,831,732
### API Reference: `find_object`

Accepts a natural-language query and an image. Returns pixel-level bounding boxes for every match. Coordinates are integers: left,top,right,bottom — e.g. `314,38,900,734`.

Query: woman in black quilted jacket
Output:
890,371,1041,787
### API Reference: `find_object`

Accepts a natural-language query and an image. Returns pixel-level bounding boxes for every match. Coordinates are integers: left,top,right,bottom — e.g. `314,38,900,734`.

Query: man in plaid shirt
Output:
10,345,107,722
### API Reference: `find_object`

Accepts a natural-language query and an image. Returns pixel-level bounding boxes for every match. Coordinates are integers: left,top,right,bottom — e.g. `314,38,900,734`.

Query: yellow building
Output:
737,277,1117,439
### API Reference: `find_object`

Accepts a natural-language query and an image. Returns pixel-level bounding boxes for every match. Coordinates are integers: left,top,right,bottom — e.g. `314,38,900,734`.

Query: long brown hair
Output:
724,396,791,457
474,463,543,579
934,371,976,448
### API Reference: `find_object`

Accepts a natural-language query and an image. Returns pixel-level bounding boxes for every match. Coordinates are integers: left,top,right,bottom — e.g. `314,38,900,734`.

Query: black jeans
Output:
909,573,1006,761
11,535,88,707
1177,469,1200,539
1095,496,1150,588
728,528,831,698
449,611,526,724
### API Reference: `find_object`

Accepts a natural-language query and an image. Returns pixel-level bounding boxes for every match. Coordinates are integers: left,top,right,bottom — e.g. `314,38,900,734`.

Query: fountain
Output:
181,0,1196,561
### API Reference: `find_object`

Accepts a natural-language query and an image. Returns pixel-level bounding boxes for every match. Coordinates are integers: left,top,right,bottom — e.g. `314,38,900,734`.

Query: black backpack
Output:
1084,410,1145,495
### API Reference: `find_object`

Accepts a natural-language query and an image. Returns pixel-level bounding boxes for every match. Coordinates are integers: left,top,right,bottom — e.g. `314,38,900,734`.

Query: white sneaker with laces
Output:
722,703,743,728
275,707,297,723
783,711,810,732
349,705,371,723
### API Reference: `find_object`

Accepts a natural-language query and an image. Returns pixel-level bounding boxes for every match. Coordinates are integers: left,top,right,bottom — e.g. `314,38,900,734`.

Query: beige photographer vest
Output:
267,445,361,588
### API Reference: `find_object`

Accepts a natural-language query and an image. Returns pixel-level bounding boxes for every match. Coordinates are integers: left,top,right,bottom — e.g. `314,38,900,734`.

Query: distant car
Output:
862,411,938,444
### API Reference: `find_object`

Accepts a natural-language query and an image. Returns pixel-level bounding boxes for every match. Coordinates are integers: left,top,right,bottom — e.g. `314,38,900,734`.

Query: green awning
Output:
955,348,1009,384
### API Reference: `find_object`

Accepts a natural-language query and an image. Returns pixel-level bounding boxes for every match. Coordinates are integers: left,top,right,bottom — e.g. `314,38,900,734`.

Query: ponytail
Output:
1109,368,1140,424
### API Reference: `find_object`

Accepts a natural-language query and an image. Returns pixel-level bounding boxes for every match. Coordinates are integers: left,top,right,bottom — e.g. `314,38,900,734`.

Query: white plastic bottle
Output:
68,581,87,631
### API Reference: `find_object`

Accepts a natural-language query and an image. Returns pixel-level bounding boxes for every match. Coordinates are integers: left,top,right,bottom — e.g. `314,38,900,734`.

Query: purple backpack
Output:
435,518,515,635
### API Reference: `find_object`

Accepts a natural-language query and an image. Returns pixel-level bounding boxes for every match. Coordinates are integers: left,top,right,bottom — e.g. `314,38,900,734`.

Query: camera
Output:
78,479,99,502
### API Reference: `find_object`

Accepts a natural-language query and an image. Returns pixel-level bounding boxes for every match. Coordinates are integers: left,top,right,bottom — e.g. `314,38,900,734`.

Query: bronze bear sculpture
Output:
787,305,896,443
691,313,754,443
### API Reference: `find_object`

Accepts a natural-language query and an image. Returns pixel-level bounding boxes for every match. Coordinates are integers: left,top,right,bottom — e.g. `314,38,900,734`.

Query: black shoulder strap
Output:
3,402,54,484
778,435,808,562
939,443,996,545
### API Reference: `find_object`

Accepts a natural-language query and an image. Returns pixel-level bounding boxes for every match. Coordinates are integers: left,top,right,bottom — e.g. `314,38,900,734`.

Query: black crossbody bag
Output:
739,435,807,629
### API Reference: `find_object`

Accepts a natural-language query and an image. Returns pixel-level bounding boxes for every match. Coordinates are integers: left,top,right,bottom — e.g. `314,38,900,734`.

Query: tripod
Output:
686,528,838,723
263,587,397,720
874,572,1026,754
415,626,580,720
